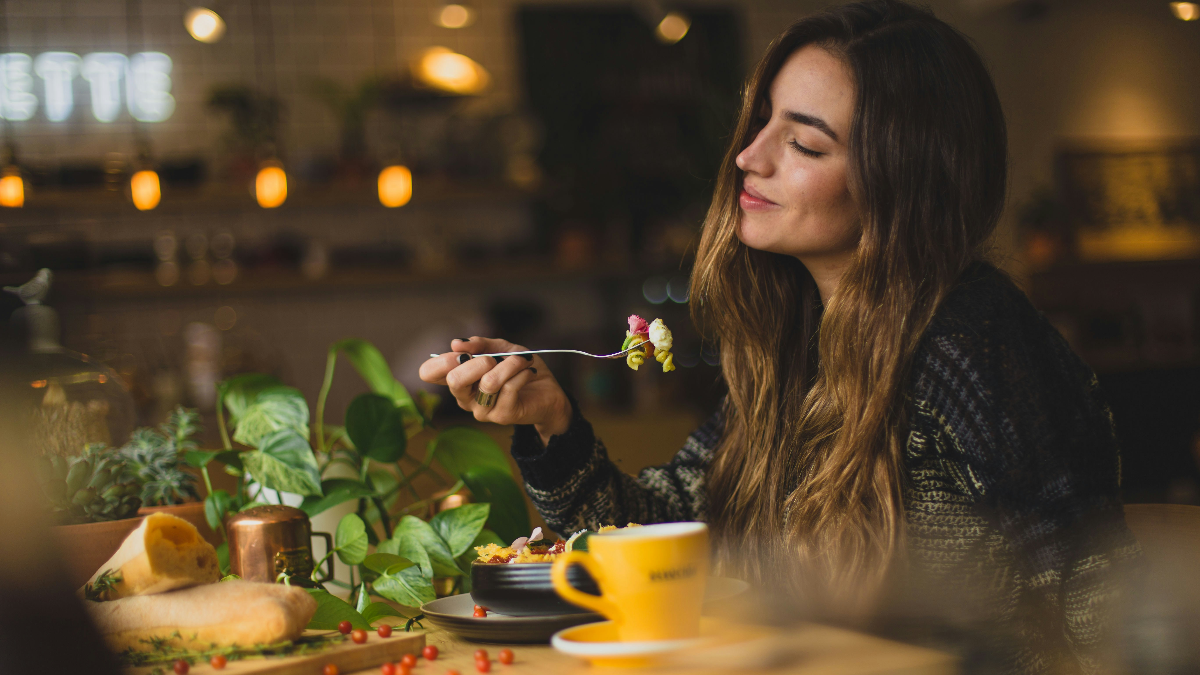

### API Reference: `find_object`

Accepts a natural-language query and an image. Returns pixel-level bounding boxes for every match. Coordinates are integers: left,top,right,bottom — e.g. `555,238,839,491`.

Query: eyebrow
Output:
782,110,839,143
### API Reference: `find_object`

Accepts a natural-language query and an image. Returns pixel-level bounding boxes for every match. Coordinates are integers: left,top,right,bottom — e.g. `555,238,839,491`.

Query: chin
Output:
736,215,786,255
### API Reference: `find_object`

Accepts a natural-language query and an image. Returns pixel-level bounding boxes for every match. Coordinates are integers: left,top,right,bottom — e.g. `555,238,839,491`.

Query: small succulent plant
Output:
38,445,143,524
120,407,201,507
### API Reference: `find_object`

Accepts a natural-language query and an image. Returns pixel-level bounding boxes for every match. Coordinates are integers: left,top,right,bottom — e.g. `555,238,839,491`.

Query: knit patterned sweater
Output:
509,263,1138,674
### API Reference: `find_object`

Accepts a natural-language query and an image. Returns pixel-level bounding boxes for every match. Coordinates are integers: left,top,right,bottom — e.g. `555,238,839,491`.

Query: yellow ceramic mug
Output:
551,522,709,642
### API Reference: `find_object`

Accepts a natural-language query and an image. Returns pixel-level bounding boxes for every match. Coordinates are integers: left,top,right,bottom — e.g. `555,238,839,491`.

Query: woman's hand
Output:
419,337,572,444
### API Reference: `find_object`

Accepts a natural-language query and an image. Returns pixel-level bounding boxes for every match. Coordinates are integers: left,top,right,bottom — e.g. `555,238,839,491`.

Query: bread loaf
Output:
87,580,317,652
82,512,220,600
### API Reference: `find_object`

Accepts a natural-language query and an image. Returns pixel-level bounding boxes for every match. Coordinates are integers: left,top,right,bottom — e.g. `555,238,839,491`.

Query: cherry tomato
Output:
473,607,487,618
401,653,417,668
498,649,514,665
324,665,340,675
447,671,462,675
377,624,393,638
338,620,353,634
398,664,412,675
351,629,368,644
173,660,189,675
210,654,227,669
423,645,439,660
475,658,492,673
381,663,396,675
474,649,488,661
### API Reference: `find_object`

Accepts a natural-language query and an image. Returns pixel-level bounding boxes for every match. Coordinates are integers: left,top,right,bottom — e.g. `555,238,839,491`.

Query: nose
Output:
735,126,772,177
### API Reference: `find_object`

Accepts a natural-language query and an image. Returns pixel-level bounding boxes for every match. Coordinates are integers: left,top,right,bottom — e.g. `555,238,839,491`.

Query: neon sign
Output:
0,52,174,123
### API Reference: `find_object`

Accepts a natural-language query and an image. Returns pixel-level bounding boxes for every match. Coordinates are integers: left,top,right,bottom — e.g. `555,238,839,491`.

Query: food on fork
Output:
621,315,675,372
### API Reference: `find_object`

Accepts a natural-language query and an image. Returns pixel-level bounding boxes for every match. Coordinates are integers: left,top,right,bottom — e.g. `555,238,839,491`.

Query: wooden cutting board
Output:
127,630,425,675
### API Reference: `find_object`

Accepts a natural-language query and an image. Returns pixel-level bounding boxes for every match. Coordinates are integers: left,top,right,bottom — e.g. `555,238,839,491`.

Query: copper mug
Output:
226,505,333,587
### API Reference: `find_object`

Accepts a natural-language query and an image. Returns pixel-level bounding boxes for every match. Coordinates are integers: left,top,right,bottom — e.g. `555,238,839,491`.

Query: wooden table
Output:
342,624,956,675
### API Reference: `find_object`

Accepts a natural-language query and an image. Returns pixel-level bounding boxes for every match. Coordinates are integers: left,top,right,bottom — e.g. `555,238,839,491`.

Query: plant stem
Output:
200,465,214,496
315,347,338,454
371,496,393,540
216,394,232,450
275,489,285,505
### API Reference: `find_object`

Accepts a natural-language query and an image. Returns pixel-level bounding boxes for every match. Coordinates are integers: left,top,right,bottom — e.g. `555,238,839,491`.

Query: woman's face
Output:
736,45,859,265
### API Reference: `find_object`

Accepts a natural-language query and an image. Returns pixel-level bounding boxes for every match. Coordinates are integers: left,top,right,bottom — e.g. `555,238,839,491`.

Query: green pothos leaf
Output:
305,588,370,630
241,429,322,497
371,566,436,608
335,513,369,566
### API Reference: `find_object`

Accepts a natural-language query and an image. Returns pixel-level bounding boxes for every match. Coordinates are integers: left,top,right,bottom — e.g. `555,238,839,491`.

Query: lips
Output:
739,182,777,211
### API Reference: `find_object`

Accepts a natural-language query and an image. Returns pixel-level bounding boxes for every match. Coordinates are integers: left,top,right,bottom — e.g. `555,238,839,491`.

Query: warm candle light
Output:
655,12,691,44
415,47,489,94
255,164,287,208
130,170,161,211
1171,2,1199,20
378,165,413,208
0,169,23,208
185,8,226,43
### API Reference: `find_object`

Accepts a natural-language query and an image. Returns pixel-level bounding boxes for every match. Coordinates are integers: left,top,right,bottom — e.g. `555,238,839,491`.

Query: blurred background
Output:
0,0,1197,505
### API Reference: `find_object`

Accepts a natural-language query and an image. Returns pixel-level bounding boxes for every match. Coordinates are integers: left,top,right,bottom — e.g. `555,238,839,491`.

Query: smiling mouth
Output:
739,183,777,209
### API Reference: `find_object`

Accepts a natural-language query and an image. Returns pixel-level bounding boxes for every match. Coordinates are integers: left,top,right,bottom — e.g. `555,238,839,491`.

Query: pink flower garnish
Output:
627,315,649,335
510,537,529,553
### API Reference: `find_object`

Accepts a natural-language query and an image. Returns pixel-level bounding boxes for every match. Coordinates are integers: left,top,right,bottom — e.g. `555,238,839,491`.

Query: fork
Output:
429,344,644,360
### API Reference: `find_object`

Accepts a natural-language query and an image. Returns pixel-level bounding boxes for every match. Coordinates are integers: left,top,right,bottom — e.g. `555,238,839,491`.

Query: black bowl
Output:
470,561,601,616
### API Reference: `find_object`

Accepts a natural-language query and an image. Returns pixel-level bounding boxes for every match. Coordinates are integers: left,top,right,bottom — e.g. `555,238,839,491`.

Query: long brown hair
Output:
692,0,1007,607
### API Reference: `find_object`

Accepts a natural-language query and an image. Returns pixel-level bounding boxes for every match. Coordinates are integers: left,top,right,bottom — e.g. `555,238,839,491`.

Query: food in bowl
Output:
473,524,640,564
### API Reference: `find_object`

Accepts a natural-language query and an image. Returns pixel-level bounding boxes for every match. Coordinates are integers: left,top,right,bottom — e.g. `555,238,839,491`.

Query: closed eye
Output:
789,139,824,158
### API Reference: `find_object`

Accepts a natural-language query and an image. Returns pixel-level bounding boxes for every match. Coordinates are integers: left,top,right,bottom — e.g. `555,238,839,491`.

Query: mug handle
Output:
313,532,335,581
551,551,623,624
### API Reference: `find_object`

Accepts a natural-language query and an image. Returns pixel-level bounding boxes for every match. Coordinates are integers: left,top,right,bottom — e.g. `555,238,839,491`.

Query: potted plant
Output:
39,444,145,588
191,338,529,629
122,407,218,546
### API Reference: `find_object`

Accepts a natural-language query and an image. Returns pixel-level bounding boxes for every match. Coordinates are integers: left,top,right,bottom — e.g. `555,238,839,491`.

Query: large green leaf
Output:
232,386,310,448
335,513,369,566
305,589,370,630
372,566,436,608
377,526,433,578
300,479,377,518
219,374,283,424
184,450,222,469
431,427,512,479
462,466,530,543
429,503,491,557
393,515,461,577
204,489,232,533
345,394,407,463
332,340,414,408
242,429,323,497
361,601,419,624
363,553,416,576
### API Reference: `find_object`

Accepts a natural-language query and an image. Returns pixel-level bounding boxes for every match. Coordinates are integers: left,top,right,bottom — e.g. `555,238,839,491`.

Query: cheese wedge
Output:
82,512,220,600
87,580,317,652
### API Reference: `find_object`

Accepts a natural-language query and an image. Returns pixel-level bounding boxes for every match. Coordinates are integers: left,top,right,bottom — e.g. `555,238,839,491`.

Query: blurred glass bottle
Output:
6,269,136,457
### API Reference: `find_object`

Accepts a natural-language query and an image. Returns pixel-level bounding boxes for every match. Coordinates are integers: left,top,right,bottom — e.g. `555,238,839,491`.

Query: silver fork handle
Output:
429,345,641,360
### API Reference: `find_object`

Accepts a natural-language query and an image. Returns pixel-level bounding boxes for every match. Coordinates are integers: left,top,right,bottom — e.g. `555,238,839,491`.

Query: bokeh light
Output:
255,164,287,208
0,170,24,208
130,170,161,211
642,277,669,304
655,12,690,44
434,4,475,28
185,8,226,43
378,165,413,207
1171,2,1199,20
415,47,490,94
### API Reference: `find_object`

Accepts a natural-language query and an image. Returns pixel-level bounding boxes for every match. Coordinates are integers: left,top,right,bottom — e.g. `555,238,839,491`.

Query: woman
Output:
420,1,1136,671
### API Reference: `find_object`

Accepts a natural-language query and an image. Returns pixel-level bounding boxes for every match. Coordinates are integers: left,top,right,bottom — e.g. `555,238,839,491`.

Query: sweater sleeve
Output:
509,396,722,536
910,281,1139,671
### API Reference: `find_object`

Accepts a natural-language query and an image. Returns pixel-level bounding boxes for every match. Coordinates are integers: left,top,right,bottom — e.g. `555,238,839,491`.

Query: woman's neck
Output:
800,251,853,304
